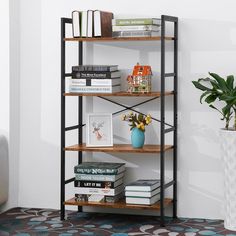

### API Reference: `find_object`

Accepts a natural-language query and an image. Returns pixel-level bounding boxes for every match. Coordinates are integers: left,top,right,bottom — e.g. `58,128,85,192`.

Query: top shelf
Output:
64,36,175,42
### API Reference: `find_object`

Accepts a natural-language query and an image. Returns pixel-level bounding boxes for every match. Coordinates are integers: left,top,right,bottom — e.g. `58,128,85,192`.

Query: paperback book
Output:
125,187,160,198
112,25,160,32
75,184,124,196
112,30,159,38
75,172,125,182
69,85,120,93
74,178,123,188
71,78,121,86
74,162,126,175
126,193,160,205
112,18,161,26
72,71,121,79
72,65,118,72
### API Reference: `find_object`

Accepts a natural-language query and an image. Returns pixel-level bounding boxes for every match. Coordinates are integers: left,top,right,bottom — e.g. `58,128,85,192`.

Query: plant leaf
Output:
205,94,217,104
192,81,211,91
209,72,228,92
226,75,234,89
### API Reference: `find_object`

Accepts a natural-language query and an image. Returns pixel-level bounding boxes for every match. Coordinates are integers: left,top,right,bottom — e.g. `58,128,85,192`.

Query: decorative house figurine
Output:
127,63,152,93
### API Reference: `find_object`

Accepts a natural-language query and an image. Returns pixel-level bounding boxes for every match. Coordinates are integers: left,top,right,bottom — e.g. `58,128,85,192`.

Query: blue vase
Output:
131,127,145,148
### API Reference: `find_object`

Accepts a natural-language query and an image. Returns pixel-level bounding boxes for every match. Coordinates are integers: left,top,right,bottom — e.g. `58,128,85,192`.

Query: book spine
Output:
69,86,119,93
113,18,153,26
72,71,113,79
74,167,118,175
71,79,120,86
113,30,156,38
72,66,116,72
112,25,159,32
74,180,115,188
75,187,117,196
75,174,117,181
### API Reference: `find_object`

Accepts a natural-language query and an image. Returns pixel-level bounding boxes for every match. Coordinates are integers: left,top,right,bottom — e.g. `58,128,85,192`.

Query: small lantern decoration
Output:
127,63,152,93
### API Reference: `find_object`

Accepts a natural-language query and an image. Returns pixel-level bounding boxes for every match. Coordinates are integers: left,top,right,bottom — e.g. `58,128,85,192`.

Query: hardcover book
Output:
71,78,121,87
75,172,125,182
72,71,121,79
87,10,94,38
72,11,81,38
69,85,120,93
81,11,88,37
125,187,160,198
112,30,159,38
74,162,126,175
94,10,113,37
75,184,124,196
74,178,123,188
105,192,124,203
112,25,160,32
125,179,160,191
72,65,118,72
126,193,160,205
112,18,161,26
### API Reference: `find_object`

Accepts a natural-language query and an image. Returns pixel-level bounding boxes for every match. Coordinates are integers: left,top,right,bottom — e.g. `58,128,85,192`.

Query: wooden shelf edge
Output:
64,144,174,154
64,36,174,42
63,91,174,97
64,198,173,210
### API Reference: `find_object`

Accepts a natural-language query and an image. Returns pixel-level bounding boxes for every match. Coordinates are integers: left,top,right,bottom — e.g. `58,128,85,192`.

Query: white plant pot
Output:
220,129,236,231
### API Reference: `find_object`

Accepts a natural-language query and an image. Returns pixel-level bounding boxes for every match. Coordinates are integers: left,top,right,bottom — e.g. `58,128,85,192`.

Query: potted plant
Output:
121,112,152,148
192,72,236,231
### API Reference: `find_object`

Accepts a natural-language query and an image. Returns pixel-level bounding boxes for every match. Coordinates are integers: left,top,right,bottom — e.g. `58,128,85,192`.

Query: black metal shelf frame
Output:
61,15,178,226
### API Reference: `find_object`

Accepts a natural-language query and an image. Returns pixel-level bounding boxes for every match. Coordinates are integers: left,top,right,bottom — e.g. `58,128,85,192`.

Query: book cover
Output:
88,194,104,202
75,172,125,182
112,25,160,32
87,10,94,38
81,11,88,37
112,30,159,38
72,65,118,72
112,18,161,26
72,11,81,38
72,71,121,79
125,179,160,191
126,193,160,205
74,162,125,175
74,178,123,188
69,85,121,93
71,78,121,86
105,192,124,203
125,187,160,198
75,184,124,196
94,10,113,37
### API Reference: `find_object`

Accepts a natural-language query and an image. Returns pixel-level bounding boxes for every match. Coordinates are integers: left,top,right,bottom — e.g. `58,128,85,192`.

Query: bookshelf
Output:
61,15,178,226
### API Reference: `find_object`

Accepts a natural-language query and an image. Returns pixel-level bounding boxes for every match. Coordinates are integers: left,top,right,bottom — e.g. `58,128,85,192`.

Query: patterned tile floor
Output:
0,208,235,235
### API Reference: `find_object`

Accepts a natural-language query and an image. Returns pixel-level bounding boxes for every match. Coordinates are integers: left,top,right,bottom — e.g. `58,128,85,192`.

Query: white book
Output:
75,172,125,182
69,85,121,93
112,25,160,32
87,10,93,37
125,187,160,198
71,79,121,86
81,11,88,37
113,30,159,38
126,194,160,205
72,11,81,37
75,184,124,196
125,179,160,191
88,194,104,202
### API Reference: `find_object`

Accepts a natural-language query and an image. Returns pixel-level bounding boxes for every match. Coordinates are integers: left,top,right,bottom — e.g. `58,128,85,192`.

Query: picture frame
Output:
86,113,113,147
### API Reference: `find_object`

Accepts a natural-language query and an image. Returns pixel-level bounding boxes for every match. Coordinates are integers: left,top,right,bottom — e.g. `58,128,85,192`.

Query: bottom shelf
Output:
64,198,172,210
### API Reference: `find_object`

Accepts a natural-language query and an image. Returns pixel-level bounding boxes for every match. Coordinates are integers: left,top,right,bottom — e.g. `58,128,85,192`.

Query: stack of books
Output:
72,10,113,38
112,18,161,38
74,162,125,203
125,179,161,205
70,65,121,93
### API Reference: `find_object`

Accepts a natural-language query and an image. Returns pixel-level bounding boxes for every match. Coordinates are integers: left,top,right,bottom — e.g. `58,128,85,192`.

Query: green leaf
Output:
200,91,211,103
226,75,234,89
205,94,217,104
209,72,228,92
192,81,211,91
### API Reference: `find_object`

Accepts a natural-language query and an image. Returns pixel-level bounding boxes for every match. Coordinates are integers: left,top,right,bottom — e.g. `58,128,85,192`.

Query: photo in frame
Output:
86,113,113,147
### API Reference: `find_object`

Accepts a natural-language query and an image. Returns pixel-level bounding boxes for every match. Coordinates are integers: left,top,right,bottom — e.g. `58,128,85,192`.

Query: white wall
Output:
18,0,236,219
0,0,10,210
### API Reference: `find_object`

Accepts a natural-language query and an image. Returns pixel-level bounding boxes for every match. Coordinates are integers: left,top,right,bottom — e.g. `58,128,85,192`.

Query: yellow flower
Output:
145,115,152,124
137,123,141,129
140,122,145,131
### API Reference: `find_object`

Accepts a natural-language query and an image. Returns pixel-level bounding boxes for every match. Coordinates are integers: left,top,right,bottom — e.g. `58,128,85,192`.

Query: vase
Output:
131,127,145,148
220,129,236,231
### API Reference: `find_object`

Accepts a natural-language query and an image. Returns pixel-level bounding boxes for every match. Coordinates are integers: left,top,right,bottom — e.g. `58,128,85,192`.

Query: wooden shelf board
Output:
64,91,173,97
64,36,174,42
64,144,173,153
64,198,173,210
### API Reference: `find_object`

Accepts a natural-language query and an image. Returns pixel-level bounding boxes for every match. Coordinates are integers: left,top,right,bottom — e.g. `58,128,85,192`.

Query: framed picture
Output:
86,113,113,147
